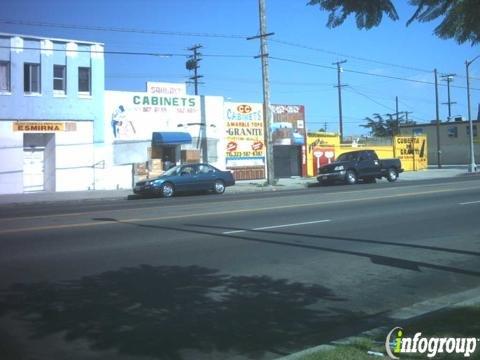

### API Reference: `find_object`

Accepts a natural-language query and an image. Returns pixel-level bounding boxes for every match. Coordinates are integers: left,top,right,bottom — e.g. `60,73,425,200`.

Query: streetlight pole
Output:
466,56,479,173
434,69,442,168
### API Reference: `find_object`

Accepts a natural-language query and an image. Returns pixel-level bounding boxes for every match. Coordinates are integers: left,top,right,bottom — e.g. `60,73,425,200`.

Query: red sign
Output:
227,141,238,152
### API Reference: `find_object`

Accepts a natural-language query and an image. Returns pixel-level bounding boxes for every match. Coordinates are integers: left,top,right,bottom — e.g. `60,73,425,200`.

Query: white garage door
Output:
23,148,45,192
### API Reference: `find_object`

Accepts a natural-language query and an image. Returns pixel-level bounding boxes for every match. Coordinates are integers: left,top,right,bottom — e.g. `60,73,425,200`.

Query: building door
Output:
23,147,45,192
273,145,301,178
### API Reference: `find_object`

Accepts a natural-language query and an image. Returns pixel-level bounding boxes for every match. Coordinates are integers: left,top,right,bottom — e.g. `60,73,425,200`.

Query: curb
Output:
0,171,477,206
277,285,480,359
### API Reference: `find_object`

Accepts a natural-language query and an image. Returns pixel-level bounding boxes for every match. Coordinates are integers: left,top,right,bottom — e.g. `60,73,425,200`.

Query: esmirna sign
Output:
385,327,478,359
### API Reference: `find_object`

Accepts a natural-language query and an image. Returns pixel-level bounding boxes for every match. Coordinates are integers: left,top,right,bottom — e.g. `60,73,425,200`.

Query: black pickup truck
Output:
317,150,403,185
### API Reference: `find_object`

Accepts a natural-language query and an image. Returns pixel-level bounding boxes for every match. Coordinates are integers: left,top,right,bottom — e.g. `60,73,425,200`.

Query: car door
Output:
196,164,216,190
356,151,376,177
174,165,198,192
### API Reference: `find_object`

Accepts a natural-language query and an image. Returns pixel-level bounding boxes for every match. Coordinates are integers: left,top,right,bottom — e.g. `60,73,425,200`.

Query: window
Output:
0,61,10,92
53,65,66,93
24,63,41,93
78,67,91,94
198,164,216,174
447,126,458,138
466,125,478,137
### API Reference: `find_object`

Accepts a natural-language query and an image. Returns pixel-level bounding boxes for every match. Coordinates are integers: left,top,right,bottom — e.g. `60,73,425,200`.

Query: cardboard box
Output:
181,149,201,163
151,146,163,159
135,162,148,176
149,159,163,172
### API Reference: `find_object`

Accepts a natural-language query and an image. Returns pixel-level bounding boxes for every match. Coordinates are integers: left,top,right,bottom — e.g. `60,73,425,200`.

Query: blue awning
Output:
152,132,192,145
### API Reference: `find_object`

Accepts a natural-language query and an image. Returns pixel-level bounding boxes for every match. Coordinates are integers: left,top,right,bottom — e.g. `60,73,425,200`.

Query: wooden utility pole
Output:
333,60,347,143
187,45,203,96
248,0,275,185
441,73,456,121
395,96,399,135
186,45,207,161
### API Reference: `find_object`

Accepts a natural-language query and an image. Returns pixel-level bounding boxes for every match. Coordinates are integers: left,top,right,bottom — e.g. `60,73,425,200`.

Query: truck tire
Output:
386,168,398,182
345,170,357,185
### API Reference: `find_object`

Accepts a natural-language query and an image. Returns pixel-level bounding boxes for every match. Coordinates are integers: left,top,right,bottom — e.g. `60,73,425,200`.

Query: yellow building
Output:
306,132,426,176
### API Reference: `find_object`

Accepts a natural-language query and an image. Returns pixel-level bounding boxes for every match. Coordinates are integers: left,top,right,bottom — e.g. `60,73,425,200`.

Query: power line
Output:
271,39,433,74
269,56,480,91
0,45,253,59
0,19,248,39
271,38,480,81
346,86,395,112
4,18,479,82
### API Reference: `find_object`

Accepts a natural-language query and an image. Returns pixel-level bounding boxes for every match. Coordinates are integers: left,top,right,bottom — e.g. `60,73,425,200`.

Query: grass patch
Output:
297,305,480,359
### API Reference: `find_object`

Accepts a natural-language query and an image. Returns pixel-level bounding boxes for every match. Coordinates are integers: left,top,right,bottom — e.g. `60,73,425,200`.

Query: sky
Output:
2,0,479,136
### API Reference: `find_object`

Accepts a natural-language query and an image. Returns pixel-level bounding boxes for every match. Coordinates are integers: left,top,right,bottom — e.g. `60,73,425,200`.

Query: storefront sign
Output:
394,136,428,171
271,104,306,146
225,102,265,167
13,122,77,132
105,90,200,142
146,82,186,96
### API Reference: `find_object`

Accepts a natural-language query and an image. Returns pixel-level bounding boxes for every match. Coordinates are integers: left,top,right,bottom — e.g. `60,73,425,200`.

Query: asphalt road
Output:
0,176,479,360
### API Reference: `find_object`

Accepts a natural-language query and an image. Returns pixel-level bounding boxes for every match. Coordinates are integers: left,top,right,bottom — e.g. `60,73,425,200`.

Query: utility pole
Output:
441,74,456,121
247,0,275,185
333,60,347,143
435,69,442,168
186,45,207,161
466,57,479,172
186,45,203,95
404,111,413,122
395,96,399,134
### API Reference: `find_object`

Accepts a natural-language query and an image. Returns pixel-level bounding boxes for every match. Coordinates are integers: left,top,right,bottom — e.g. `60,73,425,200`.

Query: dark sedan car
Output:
133,163,235,197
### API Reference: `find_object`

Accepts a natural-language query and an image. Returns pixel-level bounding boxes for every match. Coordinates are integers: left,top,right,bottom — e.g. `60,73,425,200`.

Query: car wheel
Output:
386,168,398,182
161,182,175,197
213,180,225,194
345,170,357,185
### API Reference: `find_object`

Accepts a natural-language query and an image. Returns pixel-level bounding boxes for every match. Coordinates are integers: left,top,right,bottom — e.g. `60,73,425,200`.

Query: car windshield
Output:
336,152,359,162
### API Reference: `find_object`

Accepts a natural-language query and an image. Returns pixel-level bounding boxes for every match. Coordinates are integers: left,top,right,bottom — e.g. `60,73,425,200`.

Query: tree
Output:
361,113,415,137
307,0,480,45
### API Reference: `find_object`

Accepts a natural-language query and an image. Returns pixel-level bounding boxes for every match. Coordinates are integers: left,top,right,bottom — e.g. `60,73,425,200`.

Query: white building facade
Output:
94,83,226,190
0,33,104,194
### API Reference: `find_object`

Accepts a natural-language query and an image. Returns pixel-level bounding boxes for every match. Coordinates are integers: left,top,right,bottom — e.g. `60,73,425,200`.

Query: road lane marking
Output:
1,178,479,222
2,184,480,235
459,200,480,205
223,220,331,234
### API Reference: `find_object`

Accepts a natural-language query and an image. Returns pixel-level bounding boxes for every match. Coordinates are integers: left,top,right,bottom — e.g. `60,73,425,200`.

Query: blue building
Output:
0,33,104,194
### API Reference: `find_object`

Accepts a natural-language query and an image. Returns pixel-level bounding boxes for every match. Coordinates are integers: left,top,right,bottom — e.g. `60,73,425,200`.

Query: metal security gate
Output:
23,148,45,192
273,145,302,178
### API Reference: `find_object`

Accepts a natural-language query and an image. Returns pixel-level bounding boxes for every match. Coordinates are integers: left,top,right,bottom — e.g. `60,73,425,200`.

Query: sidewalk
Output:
0,166,476,206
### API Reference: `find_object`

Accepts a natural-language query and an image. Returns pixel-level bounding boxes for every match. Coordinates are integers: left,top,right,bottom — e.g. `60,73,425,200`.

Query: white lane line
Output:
222,219,331,234
459,200,480,205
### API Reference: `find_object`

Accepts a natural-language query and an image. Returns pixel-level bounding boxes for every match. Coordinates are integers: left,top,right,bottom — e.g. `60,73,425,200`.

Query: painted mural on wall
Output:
271,105,305,146
105,86,200,143
224,102,265,167
394,136,428,171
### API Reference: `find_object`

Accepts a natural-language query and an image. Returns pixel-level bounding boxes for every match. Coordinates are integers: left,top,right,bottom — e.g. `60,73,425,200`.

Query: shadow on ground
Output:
0,264,370,360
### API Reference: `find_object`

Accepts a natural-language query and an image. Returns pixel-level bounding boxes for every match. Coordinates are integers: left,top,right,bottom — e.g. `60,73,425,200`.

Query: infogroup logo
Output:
385,327,479,359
